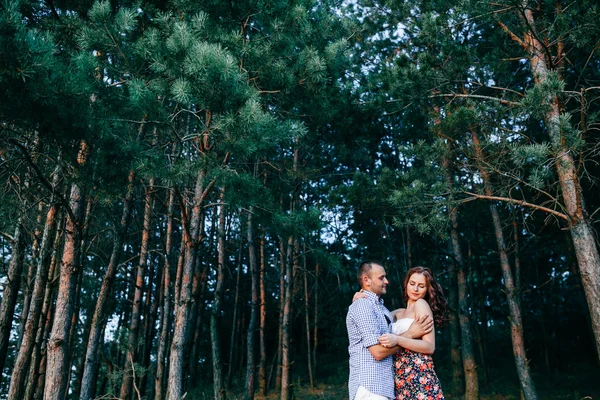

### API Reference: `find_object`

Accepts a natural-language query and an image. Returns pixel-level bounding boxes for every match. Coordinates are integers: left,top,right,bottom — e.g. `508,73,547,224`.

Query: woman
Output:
354,266,448,400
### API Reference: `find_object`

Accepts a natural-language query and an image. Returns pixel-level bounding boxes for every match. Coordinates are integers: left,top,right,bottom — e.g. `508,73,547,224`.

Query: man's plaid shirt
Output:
346,290,394,400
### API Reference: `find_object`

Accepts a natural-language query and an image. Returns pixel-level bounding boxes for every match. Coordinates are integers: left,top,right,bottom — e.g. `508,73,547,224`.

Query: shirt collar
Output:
361,290,384,305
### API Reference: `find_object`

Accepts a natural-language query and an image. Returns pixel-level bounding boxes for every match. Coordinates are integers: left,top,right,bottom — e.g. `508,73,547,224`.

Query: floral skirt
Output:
393,348,444,400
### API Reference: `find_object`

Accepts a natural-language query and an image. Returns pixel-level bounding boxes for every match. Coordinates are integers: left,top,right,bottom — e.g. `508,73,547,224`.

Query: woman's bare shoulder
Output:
415,298,432,313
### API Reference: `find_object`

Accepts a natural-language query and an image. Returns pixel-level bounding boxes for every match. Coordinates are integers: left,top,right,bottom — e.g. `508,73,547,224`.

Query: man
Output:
346,261,433,400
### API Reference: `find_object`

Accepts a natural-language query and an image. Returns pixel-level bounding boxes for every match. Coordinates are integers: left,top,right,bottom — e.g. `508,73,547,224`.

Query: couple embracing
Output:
346,261,448,400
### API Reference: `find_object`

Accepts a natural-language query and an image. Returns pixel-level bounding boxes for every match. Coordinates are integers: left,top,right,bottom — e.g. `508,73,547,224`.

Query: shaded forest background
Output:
1,0,600,399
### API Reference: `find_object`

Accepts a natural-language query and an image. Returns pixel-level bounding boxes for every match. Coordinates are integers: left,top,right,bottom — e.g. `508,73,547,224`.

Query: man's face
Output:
364,264,388,296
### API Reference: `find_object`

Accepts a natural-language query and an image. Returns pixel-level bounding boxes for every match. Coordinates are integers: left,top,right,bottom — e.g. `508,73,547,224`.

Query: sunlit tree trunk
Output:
499,1,600,363
44,160,87,400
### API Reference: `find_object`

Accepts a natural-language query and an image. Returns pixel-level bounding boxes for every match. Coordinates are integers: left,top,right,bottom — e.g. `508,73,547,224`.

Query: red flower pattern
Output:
394,349,444,400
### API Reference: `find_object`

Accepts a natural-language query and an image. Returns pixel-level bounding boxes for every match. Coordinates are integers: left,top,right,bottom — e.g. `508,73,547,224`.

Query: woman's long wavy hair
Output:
402,266,449,327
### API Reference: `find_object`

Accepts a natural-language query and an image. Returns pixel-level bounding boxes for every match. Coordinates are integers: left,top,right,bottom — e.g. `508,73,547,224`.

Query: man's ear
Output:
362,274,370,287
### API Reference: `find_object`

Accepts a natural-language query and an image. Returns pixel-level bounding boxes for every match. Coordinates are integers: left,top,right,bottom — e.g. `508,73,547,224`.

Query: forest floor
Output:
212,380,599,400
189,362,600,399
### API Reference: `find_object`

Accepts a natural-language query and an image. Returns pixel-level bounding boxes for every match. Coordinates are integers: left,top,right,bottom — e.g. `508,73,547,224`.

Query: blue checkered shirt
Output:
346,290,394,400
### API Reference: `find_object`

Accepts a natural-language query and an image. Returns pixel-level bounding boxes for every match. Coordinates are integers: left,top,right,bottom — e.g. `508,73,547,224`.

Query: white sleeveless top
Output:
391,318,414,335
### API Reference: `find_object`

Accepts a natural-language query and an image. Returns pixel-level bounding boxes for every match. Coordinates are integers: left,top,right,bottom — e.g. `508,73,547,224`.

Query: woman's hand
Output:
352,290,368,302
378,333,399,348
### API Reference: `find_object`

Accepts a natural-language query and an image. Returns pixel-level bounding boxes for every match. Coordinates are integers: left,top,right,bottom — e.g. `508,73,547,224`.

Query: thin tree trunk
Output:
18,203,42,349
303,248,314,389
227,231,244,388
0,217,26,379
245,207,259,400
80,170,135,400
280,235,294,400
444,172,479,399
258,234,267,396
120,176,155,400
312,263,318,380
472,129,537,400
9,196,59,399
156,188,175,400
28,213,63,400
275,237,286,391
447,255,464,395
210,188,227,400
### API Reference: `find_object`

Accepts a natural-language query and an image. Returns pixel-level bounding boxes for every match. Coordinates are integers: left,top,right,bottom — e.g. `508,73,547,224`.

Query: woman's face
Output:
406,272,428,302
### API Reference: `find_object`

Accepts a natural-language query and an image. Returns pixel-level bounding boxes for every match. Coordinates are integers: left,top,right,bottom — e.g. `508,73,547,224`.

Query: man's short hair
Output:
357,260,382,286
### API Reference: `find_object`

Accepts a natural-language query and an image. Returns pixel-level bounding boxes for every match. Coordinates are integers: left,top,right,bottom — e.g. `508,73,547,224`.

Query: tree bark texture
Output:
44,180,86,400
167,169,207,400
244,207,259,400
0,217,26,378
156,188,175,400
8,200,59,399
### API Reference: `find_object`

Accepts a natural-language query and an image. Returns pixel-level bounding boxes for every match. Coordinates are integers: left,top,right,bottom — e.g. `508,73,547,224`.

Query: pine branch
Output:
462,191,569,222
497,21,527,50
6,138,74,222
430,93,520,106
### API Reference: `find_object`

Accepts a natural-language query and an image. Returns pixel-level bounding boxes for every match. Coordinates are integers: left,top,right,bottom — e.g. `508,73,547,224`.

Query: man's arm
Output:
350,300,394,361
368,343,400,361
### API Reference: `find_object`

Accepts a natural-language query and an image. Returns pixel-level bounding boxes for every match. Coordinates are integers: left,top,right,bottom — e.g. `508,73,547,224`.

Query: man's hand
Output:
405,314,433,339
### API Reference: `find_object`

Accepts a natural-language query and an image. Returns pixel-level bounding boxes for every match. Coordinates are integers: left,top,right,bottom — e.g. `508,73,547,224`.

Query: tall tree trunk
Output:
227,231,244,388
442,155,479,399
156,188,175,400
472,129,538,400
245,207,259,400
9,192,60,399
80,170,135,400
500,2,600,363
447,255,464,395
280,236,294,400
210,188,227,400
44,178,86,400
0,217,26,377
167,169,208,399
303,248,314,389
258,234,267,396
120,176,155,400
27,213,63,400
275,237,286,391
18,203,43,349
312,263,318,380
